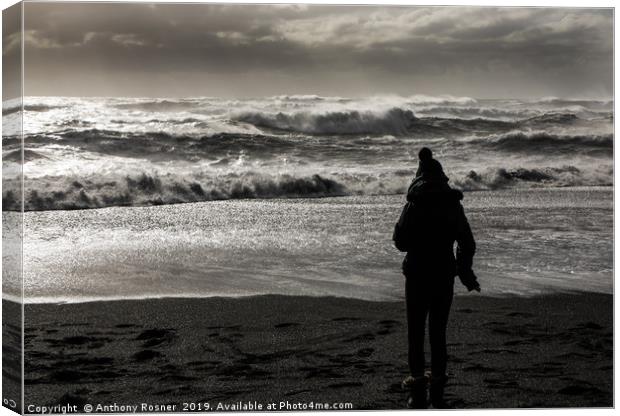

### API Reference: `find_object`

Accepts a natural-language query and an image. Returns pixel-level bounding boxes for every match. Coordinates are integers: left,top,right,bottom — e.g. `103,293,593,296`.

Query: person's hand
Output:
468,282,481,292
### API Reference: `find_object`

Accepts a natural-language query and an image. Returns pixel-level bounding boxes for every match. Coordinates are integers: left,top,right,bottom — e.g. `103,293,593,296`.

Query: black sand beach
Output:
10,292,612,411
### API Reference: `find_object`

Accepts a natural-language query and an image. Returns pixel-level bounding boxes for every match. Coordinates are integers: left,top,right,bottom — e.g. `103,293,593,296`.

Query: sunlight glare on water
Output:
15,188,612,304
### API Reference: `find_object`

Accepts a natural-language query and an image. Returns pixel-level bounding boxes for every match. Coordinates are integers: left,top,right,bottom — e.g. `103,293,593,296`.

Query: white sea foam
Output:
2,95,613,211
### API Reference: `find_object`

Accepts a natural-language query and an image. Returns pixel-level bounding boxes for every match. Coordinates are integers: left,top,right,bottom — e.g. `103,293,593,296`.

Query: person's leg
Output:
428,283,454,408
428,283,454,378
405,277,430,409
405,277,429,377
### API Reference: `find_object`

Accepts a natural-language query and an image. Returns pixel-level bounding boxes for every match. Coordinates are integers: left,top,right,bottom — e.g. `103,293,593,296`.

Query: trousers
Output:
405,275,454,377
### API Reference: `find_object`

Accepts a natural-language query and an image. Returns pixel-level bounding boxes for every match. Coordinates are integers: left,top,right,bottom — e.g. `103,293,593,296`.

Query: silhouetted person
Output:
393,147,479,409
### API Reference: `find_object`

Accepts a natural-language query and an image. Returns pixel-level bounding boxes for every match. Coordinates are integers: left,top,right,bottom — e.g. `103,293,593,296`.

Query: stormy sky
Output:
4,3,614,99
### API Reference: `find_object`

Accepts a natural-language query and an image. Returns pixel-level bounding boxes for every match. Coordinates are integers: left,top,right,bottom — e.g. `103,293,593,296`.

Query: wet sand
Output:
11,292,613,411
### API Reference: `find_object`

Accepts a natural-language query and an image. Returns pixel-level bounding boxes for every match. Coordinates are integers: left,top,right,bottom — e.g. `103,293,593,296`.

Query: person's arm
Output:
456,203,480,292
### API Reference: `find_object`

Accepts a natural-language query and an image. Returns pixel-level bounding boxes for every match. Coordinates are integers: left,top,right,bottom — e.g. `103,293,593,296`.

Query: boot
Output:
429,374,449,409
406,375,428,409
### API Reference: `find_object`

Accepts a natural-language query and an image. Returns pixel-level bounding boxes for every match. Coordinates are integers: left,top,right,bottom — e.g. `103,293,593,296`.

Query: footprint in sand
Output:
50,370,85,383
483,378,518,389
332,317,362,322
284,389,312,397
159,374,197,382
386,382,402,394
207,325,242,330
214,363,271,377
155,385,196,395
571,322,604,331
56,391,89,407
64,356,114,367
344,333,375,342
503,339,529,346
132,349,162,361
506,312,534,318
303,366,343,379
45,335,111,350
556,351,591,360
136,328,176,348
357,347,374,358
63,336,99,345
136,328,174,340
469,348,520,355
376,320,399,335
540,361,564,366
187,360,222,368
463,363,495,372
558,383,605,396
274,322,300,328
328,381,363,388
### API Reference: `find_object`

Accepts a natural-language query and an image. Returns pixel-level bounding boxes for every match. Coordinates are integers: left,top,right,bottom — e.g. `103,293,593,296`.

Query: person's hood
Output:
407,177,463,203
416,158,449,183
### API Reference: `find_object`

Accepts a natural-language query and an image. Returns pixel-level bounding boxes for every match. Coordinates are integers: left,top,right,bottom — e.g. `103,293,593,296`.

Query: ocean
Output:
1,95,613,302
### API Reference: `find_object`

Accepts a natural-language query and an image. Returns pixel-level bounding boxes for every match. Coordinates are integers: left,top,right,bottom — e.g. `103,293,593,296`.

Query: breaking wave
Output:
3,163,612,211
415,105,535,120
113,99,201,112
234,108,595,136
3,149,48,162
8,127,612,167
524,112,579,124
270,94,349,102
234,107,420,135
15,130,296,161
3,173,348,211
535,97,613,107
453,166,613,191
267,94,477,105
2,104,64,115
404,94,477,105
472,131,613,154
3,95,612,211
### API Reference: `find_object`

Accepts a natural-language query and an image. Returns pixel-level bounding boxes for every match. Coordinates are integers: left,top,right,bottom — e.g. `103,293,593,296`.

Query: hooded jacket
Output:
402,176,478,290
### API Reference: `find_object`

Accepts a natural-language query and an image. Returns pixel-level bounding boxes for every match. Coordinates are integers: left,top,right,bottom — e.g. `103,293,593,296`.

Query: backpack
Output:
393,202,414,252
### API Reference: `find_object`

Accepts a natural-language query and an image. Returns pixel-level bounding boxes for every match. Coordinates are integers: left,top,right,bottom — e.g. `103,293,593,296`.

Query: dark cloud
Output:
13,3,613,98
3,3,22,100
